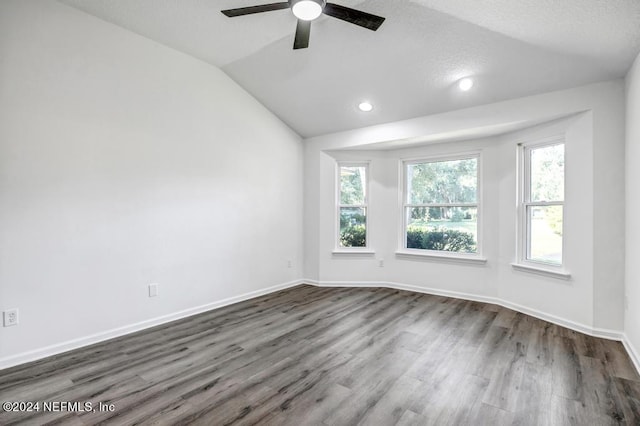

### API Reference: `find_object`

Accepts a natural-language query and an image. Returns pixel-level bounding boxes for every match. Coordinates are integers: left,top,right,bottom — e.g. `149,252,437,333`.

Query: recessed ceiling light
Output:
292,0,324,21
458,78,474,91
358,102,373,112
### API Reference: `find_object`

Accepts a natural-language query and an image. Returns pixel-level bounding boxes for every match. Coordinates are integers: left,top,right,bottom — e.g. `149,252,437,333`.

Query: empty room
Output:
1,0,640,424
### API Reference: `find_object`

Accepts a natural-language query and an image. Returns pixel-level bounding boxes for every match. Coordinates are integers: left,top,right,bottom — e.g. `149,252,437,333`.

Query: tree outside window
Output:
404,156,479,254
338,164,368,248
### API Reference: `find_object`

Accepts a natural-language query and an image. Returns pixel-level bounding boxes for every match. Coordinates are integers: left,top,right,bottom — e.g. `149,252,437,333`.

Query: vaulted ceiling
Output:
59,0,640,137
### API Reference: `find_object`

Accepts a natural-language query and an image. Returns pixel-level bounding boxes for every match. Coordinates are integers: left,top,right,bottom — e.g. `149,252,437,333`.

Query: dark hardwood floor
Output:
1,285,639,425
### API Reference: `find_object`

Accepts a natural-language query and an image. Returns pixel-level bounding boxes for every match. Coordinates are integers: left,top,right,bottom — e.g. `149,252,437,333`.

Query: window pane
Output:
340,166,366,205
528,205,563,264
406,206,477,253
407,158,477,204
340,207,366,247
530,144,564,202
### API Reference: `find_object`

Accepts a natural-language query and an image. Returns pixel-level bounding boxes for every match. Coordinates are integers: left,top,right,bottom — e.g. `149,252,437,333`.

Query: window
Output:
519,140,564,267
337,163,368,248
402,154,479,255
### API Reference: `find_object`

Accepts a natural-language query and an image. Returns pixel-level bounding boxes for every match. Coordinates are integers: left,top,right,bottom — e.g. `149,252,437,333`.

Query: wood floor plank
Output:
604,341,640,382
395,409,421,426
260,383,352,426
577,355,627,424
481,340,527,412
525,321,554,366
322,348,420,425
0,285,638,425
355,375,423,426
512,361,554,425
419,373,490,425
466,325,510,378
467,402,514,426
613,377,640,423
548,394,595,426
551,336,584,401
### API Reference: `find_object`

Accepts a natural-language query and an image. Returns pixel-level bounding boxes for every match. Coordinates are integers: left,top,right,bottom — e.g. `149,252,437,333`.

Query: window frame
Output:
399,151,483,260
516,137,567,273
335,161,370,252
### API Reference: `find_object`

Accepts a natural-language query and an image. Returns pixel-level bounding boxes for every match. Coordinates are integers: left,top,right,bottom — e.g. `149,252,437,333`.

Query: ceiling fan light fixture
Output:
291,0,324,21
458,77,474,91
358,102,373,112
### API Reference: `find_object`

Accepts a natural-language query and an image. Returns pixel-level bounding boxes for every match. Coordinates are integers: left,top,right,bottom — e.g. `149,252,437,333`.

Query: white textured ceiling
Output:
59,0,640,137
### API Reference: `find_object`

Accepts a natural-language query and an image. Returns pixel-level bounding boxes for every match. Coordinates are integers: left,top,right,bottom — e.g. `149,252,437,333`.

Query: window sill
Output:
332,250,376,257
395,250,487,265
510,263,571,280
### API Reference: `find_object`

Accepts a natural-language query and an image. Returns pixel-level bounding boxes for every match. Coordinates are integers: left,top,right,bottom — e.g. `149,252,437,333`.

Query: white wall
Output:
625,52,640,363
0,0,303,366
304,80,625,334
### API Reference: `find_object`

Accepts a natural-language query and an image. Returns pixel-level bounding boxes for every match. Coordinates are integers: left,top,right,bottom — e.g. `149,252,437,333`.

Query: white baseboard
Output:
622,334,640,375
0,279,306,371
306,279,626,342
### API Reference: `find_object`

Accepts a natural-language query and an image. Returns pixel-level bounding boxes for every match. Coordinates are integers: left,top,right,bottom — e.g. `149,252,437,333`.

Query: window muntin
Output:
522,142,564,266
338,164,368,248
403,156,479,254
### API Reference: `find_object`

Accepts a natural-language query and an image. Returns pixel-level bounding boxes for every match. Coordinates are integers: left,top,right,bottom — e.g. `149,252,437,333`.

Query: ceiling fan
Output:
221,0,385,50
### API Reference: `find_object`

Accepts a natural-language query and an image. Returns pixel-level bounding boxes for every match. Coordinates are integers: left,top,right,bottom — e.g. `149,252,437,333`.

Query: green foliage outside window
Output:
340,224,366,248
530,144,564,202
407,158,477,205
406,157,479,253
340,167,365,205
339,208,366,247
339,165,367,248
406,226,476,253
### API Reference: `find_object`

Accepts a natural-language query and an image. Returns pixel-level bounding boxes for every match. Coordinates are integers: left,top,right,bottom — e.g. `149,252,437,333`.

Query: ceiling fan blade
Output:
221,2,290,17
293,19,311,50
323,3,385,31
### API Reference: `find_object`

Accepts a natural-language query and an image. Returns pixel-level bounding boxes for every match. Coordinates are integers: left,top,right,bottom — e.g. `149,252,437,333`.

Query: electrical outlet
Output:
287,259,292,268
3,309,18,327
148,283,159,297
378,259,384,267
